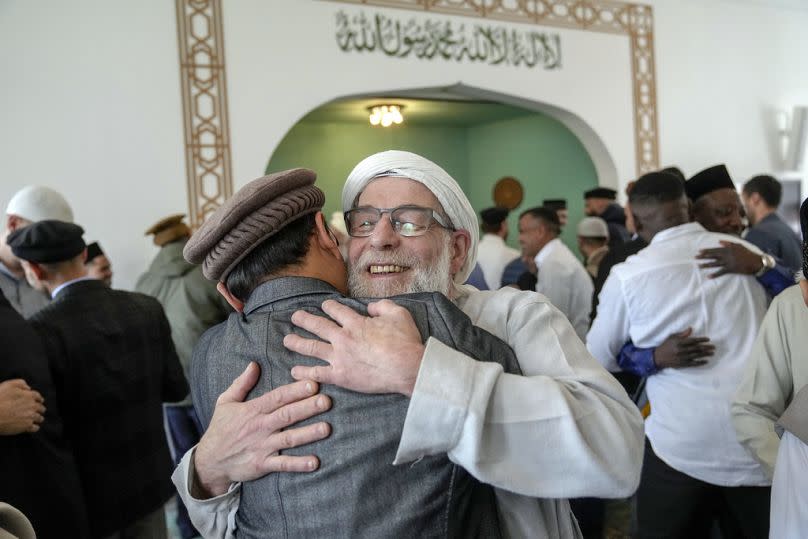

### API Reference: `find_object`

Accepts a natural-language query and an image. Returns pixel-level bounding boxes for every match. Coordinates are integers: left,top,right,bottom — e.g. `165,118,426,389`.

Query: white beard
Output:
348,235,454,298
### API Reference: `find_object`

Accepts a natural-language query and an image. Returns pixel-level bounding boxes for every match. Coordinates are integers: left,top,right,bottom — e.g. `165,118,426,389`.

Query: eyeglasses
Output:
344,205,454,238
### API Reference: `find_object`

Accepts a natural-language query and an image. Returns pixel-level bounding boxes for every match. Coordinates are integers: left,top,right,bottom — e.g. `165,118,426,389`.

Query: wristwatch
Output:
755,253,776,276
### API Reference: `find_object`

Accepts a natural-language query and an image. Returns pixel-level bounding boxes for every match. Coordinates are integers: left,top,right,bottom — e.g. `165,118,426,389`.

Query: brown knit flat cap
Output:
183,168,324,281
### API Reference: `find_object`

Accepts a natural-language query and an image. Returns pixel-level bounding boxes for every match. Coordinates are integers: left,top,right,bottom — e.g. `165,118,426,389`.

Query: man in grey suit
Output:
183,168,520,538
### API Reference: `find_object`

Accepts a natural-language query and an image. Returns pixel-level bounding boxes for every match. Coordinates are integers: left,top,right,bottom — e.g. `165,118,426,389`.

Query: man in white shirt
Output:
172,150,644,538
519,206,593,341
588,172,770,537
476,206,520,290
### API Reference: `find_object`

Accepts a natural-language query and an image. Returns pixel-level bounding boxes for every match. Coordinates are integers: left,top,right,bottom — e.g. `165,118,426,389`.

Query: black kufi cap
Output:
8,220,86,263
480,207,509,226
584,187,617,200
542,199,567,210
85,241,104,262
685,164,735,201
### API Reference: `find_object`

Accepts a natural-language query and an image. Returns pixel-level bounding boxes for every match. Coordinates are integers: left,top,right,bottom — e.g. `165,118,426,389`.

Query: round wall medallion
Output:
493,176,524,210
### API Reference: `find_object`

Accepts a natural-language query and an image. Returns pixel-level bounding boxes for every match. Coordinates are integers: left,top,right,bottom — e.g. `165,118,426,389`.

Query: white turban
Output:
342,150,478,284
6,186,73,223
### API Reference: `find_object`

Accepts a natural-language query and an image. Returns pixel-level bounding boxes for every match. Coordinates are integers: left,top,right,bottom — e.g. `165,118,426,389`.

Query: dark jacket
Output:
192,277,522,539
29,279,188,538
0,290,89,538
600,203,631,249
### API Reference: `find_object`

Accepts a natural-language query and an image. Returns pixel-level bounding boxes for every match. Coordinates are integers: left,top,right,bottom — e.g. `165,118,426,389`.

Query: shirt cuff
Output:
393,337,476,464
173,445,242,503
616,341,658,377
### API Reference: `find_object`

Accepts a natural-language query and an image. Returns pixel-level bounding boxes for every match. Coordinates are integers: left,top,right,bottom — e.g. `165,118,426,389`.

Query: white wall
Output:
1,0,807,291
0,1,185,290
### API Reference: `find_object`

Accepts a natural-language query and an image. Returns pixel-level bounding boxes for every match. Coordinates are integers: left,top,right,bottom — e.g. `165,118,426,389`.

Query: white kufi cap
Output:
6,186,73,223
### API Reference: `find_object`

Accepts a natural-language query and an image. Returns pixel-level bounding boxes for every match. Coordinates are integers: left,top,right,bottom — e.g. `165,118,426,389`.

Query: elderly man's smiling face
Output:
346,176,468,298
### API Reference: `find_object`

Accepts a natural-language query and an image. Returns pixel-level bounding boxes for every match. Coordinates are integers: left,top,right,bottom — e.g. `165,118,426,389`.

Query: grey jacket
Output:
191,277,521,539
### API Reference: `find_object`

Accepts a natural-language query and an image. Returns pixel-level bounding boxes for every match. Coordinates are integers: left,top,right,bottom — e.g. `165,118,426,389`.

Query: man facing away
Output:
583,187,630,248
518,206,593,341
173,150,644,538
476,206,520,290
0,186,73,317
135,213,231,539
184,168,522,538
8,220,189,539
741,174,802,275
587,172,771,537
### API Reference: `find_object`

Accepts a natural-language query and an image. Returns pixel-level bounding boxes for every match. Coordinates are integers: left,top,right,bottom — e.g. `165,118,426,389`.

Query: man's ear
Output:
6,215,29,233
449,230,471,276
313,211,343,262
800,279,808,308
216,281,244,312
25,261,46,281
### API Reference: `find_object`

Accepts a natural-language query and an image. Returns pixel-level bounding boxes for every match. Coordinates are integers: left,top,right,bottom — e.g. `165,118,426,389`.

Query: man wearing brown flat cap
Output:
7,220,189,539
178,167,521,538
175,152,642,539
135,213,230,539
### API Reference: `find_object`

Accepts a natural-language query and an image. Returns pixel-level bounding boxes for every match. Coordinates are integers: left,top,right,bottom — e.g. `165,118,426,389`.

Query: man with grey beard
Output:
173,151,644,538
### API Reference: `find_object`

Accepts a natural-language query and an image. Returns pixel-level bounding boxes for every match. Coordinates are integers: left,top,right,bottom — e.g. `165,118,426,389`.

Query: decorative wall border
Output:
325,0,660,176
175,0,233,228
175,0,658,222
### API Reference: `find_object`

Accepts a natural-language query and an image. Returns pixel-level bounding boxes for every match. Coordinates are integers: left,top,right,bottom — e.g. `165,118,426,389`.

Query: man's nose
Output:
369,215,400,249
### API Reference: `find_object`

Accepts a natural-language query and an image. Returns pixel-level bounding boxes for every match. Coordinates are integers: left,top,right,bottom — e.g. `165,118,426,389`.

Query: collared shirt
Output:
51,276,96,299
0,261,49,318
476,234,520,290
534,238,593,341
588,222,769,487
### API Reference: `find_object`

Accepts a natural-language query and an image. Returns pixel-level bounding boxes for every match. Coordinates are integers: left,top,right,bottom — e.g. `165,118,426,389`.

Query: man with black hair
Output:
175,153,643,539
519,206,592,340
543,198,568,226
583,187,630,248
588,172,771,538
476,206,519,290
183,168,522,538
741,174,802,274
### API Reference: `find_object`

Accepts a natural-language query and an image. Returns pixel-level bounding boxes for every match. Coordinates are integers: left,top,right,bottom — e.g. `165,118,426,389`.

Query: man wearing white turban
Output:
1,186,74,316
174,151,644,538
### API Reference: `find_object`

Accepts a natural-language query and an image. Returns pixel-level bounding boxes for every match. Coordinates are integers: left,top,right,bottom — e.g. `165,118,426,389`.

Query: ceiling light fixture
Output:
368,104,404,127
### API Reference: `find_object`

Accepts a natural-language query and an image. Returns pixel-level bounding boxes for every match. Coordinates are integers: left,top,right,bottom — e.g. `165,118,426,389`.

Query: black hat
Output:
800,197,808,279
685,164,735,201
480,207,509,227
85,241,104,262
542,199,567,210
7,220,86,264
584,188,617,200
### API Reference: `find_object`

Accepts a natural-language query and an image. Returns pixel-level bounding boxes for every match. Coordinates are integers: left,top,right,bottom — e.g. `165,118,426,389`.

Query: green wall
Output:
266,111,598,256
466,115,598,250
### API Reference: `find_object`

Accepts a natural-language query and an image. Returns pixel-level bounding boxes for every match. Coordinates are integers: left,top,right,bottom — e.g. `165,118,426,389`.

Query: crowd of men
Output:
0,152,806,539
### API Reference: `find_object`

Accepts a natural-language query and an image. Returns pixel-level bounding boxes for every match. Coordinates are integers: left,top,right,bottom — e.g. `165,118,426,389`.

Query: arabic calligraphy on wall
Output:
335,10,562,70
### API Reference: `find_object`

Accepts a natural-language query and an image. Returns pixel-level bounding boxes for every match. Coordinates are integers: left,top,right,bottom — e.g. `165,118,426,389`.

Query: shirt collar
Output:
244,276,341,314
51,276,96,299
649,222,705,245
535,237,561,266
